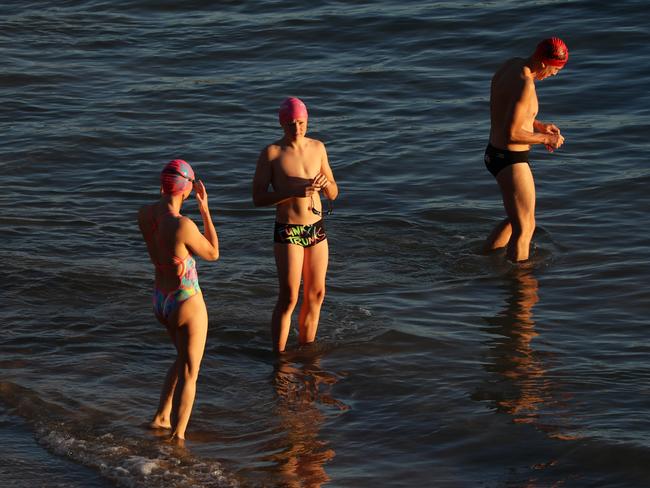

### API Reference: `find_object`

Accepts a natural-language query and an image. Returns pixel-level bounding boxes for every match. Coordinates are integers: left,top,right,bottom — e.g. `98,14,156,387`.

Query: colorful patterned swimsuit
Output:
148,209,201,320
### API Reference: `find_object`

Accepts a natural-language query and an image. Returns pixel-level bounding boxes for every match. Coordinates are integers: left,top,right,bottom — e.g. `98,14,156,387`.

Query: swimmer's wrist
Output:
533,120,545,132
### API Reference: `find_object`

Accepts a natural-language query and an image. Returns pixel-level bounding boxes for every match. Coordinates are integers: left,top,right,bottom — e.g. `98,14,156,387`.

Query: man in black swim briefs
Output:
483,37,569,262
252,97,339,353
484,144,530,178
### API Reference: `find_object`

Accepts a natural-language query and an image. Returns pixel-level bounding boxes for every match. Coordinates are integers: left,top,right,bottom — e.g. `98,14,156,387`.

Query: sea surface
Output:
2,1,650,487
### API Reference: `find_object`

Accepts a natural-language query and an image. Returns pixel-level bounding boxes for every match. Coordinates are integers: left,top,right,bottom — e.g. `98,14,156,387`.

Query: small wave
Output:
0,382,241,488
37,429,240,488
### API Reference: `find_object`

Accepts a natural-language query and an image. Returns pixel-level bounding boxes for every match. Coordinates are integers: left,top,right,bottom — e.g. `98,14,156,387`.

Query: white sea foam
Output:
36,425,240,488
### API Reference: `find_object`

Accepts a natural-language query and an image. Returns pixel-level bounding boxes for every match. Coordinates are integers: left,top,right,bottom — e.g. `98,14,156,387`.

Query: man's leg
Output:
272,243,304,353
484,218,512,252
496,163,536,262
298,239,328,345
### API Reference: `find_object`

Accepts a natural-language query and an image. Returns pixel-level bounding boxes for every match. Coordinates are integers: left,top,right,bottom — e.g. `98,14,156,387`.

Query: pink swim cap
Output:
278,97,308,126
160,159,195,195
535,37,569,67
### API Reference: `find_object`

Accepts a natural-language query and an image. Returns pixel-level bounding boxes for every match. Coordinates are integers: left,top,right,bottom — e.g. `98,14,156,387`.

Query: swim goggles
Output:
163,168,195,184
311,195,333,216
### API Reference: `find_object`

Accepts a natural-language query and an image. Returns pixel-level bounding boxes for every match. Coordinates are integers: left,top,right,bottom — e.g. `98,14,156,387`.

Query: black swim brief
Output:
274,220,327,248
484,143,530,177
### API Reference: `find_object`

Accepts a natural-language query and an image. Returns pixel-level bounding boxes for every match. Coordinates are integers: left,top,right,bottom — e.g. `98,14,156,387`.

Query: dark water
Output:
2,1,650,486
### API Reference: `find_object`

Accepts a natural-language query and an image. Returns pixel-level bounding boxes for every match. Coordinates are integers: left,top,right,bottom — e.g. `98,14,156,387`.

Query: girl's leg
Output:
169,294,208,440
150,314,179,429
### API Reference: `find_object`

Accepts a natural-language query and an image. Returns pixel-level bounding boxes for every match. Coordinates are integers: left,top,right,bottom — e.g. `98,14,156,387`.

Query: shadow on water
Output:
255,347,348,488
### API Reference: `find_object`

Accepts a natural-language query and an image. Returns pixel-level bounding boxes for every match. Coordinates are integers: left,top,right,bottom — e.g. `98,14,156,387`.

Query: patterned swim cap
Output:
160,159,195,195
535,37,569,67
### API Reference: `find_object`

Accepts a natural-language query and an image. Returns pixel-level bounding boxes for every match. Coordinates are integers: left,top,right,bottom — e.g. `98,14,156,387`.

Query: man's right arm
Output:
252,147,297,207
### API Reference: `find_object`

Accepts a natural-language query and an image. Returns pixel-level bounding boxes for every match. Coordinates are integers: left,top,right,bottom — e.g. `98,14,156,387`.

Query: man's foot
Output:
168,434,186,447
148,416,172,430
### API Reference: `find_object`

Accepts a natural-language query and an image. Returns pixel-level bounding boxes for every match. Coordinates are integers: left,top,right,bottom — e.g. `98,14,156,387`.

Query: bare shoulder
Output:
495,58,527,82
260,141,283,161
177,215,199,237
494,57,517,79
306,137,326,153
178,215,197,230
521,70,536,93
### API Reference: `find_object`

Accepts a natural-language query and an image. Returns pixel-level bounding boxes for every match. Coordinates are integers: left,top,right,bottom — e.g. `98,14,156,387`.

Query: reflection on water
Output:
478,268,577,441
485,269,544,422
263,349,348,487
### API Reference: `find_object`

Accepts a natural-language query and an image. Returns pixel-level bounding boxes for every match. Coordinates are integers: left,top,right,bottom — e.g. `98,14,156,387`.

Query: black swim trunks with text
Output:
274,220,327,248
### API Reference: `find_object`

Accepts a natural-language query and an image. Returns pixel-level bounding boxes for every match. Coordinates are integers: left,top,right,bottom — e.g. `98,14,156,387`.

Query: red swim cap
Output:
535,37,569,67
278,97,308,126
161,159,195,195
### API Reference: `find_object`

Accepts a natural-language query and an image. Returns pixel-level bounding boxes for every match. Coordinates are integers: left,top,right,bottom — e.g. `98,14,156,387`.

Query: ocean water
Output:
2,1,650,486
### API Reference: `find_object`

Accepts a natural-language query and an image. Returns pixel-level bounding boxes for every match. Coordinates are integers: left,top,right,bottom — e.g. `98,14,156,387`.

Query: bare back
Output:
138,204,194,290
489,57,538,151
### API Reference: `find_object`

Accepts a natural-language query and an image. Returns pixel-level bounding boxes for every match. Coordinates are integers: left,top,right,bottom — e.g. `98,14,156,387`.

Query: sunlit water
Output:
2,1,650,486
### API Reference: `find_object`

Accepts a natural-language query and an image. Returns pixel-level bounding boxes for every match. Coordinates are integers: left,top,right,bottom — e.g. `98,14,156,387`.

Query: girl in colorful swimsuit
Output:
253,97,339,353
137,159,219,442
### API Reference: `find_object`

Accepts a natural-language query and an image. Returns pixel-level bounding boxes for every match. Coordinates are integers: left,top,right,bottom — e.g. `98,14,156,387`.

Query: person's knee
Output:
307,286,326,306
277,287,300,311
179,361,201,383
511,214,535,236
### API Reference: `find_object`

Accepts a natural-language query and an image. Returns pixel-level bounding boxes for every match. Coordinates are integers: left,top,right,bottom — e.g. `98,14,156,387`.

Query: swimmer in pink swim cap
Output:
160,159,195,196
278,96,309,126
483,37,569,263
138,159,219,442
252,97,339,353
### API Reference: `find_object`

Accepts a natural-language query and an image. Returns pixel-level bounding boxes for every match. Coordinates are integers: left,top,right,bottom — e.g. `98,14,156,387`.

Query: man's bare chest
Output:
273,153,320,180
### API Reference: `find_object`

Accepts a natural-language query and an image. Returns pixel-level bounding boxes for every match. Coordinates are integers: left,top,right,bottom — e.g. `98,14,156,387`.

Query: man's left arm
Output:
533,119,560,134
318,143,338,201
